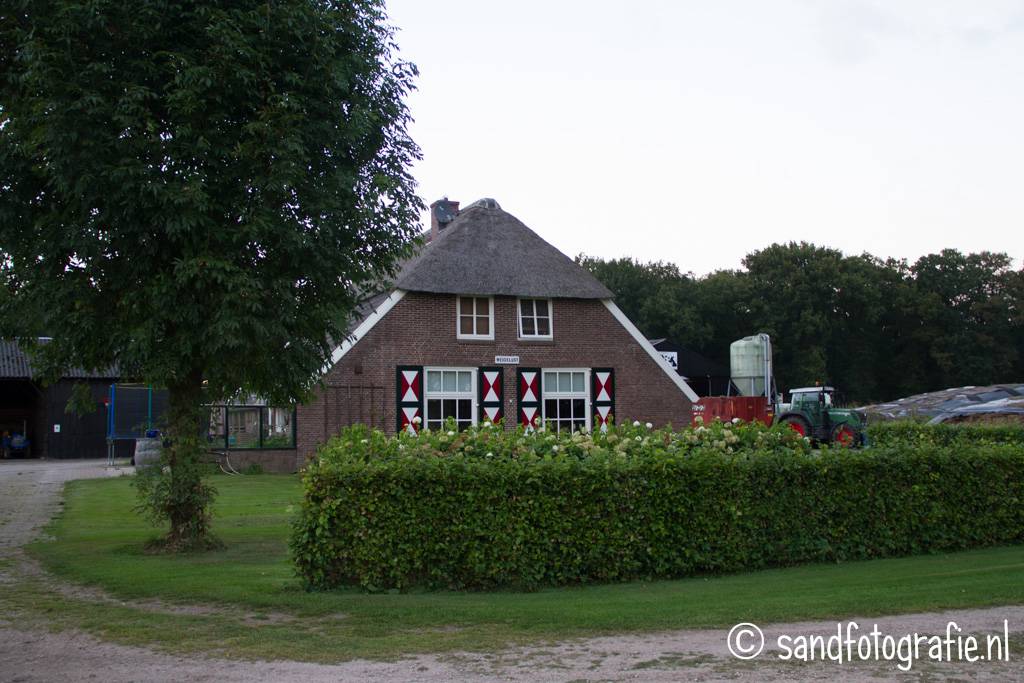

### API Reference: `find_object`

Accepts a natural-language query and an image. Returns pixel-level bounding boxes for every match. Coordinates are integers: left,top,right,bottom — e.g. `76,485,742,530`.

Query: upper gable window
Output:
457,296,493,340
518,298,553,339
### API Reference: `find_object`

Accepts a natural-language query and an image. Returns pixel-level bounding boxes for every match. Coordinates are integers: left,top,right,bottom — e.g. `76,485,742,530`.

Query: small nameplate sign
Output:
495,355,520,365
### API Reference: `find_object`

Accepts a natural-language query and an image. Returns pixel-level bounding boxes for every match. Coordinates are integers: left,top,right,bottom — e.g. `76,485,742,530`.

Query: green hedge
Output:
291,422,1024,591
868,420,1024,447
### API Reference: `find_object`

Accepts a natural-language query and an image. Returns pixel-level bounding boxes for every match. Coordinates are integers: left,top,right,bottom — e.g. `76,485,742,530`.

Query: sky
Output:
386,0,1024,276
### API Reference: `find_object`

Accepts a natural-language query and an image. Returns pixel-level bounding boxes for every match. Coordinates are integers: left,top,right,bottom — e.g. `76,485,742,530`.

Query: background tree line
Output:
579,243,1024,404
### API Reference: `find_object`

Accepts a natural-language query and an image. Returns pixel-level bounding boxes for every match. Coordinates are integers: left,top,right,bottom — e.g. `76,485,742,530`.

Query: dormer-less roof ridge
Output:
392,201,613,299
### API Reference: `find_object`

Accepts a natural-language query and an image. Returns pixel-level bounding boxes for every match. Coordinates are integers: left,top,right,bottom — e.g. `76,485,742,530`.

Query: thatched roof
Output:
334,289,392,343
392,200,613,299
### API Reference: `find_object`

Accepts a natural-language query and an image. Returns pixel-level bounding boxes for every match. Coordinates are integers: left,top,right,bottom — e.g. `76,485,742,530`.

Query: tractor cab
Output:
777,386,832,416
788,386,833,411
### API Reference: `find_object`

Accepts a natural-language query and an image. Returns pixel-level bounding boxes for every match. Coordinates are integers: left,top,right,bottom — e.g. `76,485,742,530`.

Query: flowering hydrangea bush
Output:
315,416,810,467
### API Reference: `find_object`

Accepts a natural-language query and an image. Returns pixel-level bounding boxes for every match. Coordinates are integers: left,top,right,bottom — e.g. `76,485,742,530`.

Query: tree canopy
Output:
580,244,1023,404
1,0,423,547
1,0,422,402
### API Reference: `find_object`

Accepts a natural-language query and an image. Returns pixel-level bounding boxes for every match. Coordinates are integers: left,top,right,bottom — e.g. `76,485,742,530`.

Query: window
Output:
261,407,295,448
518,298,553,339
207,406,226,444
425,368,476,431
227,406,261,448
207,404,296,449
542,369,589,433
457,296,493,339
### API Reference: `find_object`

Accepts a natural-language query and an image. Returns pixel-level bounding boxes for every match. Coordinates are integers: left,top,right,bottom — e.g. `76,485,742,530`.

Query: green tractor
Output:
775,386,865,447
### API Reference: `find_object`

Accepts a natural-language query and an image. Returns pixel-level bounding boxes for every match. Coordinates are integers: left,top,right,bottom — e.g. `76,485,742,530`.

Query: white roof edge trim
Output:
324,289,407,371
601,299,700,403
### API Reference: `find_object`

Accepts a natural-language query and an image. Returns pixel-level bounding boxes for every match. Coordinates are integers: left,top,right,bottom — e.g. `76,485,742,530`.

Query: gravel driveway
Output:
1,458,1021,682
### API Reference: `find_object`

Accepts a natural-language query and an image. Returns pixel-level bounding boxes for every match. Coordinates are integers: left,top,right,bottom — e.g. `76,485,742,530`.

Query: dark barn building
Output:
649,338,738,397
0,340,121,460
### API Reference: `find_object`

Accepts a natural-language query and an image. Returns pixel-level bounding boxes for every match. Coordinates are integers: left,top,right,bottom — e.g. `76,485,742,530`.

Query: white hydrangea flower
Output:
645,422,653,429
412,416,422,424
633,420,641,427
447,430,455,436
732,417,741,424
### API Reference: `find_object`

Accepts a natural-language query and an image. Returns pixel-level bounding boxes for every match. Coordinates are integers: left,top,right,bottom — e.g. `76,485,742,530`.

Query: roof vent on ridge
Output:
465,198,501,210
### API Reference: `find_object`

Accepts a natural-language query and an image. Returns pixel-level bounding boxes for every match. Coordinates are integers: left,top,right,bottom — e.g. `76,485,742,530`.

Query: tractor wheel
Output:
831,423,860,448
779,415,811,438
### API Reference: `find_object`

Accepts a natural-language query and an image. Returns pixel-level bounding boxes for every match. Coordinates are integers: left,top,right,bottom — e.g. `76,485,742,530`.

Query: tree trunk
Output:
160,369,219,549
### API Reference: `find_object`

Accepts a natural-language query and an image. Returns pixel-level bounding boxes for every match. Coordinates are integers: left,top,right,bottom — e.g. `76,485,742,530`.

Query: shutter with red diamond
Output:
396,366,423,435
591,367,615,432
478,367,504,426
516,367,541,430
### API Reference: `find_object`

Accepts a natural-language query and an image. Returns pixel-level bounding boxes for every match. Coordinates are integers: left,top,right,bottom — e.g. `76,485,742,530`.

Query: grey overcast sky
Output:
386,0,1023,276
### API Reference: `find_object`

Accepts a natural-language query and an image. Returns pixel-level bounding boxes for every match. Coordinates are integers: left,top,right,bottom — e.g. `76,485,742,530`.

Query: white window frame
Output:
456,295,495,340
423,366,478,430
541,367,590,432
517,297,554,340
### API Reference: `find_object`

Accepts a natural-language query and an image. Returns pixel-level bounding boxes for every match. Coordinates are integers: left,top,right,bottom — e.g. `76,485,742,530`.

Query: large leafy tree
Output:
911,249,1019,388
577,256,710,349
0,1,423,548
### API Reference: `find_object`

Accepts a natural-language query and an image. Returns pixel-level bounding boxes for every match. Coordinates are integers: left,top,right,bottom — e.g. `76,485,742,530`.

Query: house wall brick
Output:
218,448,303,474
291,292,693,467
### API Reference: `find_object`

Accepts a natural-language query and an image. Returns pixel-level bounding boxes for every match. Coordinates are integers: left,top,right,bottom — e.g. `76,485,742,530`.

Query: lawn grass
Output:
8,474,1024,662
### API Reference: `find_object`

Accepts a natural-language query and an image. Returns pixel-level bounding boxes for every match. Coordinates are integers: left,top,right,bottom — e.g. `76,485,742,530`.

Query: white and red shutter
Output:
516,367,541,430
396,366,423,435
478,367,504,425
591,367,615,432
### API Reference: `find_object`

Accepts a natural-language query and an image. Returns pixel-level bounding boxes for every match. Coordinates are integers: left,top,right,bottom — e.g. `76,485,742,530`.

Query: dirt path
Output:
1,459,1022,682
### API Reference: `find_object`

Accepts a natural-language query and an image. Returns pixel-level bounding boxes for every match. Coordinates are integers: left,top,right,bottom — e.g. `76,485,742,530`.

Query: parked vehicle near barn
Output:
775,386,866,446
1,431,30,458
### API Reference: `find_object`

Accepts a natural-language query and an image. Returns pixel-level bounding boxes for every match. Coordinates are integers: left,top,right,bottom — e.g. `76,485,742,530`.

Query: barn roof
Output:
392,200,613,299
0,340,119,380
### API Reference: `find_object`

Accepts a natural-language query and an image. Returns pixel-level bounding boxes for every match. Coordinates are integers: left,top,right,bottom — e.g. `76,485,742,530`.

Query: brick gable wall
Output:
279,292,692,469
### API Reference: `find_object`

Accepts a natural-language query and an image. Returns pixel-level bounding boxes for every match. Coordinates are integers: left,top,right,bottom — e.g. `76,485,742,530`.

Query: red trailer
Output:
691,396,773,427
